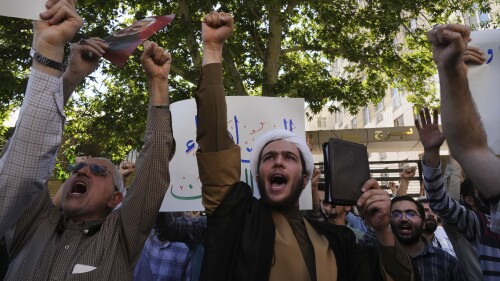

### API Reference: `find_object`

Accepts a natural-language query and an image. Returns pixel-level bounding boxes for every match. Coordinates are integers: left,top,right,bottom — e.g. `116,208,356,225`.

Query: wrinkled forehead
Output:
84,158,116,176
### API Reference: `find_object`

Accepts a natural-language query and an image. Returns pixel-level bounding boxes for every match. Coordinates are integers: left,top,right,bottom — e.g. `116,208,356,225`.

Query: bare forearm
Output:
396,179,409,197
439,67,500,199
62,73,84,103
423,148,440,168
202,45,222,66
439,68,487,153
148,78,169,106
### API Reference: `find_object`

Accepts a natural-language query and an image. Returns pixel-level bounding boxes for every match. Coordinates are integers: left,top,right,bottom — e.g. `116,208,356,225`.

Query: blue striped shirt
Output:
423,163,500,281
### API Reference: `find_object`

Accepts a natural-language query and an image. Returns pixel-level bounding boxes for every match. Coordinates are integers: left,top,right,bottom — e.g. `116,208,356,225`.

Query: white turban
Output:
250,129,314,183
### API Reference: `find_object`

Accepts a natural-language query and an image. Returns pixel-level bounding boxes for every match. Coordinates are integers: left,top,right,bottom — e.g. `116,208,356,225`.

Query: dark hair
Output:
417,198,429,204
391,195,425,219
257,140,308,177
460,178,476,197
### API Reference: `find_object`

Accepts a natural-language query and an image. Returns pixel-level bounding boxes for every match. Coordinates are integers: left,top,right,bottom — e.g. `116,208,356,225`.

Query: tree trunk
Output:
178,0,202,69
262,1,283,97
223,48,248,96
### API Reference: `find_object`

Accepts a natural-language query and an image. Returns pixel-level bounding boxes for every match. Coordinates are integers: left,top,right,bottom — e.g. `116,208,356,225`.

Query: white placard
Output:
0,0,44,20
468,29,500,154
159,96,312,211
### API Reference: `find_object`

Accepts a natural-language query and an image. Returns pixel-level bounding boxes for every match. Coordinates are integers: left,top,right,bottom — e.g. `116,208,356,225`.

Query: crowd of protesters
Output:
1,1,499,280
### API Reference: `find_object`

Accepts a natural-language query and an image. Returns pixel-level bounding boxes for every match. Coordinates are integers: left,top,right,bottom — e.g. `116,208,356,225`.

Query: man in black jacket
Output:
195,11,413,281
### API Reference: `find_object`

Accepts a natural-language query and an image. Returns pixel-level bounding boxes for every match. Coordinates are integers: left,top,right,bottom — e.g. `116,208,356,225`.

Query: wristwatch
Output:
30,49,66,71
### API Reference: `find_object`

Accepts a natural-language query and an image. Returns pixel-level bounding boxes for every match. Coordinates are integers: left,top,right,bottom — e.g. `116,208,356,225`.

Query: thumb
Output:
219,12,234,27
442,29,465,49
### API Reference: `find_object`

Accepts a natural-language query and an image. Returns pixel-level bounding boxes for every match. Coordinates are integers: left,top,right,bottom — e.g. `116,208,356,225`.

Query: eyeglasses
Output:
390,209,420,220
68,163,111,176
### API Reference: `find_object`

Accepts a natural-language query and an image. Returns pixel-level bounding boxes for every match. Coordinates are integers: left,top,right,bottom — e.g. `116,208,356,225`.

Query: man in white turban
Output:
194,11,414,281
250,129,314,210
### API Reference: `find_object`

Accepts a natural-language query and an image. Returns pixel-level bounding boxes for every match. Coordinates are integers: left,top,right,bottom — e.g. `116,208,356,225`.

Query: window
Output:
363,107,370,126
479,12,490,24
317,117,327,128
376,101,384,124
351,118,357,129
379,152,387,161
394,114,404,127
392,88,401,110
466,5,491,28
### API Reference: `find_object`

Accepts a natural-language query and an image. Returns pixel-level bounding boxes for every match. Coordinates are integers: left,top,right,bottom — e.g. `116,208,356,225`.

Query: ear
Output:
302,174,308,189
107,191,124,209
464,195,475,207
345,206,352,212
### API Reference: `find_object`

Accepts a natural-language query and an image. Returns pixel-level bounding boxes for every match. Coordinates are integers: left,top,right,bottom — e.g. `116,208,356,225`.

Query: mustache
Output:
424,217,437,223
398,221,412,228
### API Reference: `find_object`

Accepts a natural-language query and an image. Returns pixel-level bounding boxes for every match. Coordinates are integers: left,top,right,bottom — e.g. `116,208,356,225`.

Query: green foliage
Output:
0,0,487,168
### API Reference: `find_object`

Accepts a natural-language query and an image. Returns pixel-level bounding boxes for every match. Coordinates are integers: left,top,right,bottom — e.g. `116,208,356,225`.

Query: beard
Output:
390,221,423,245
258,178,304,210
423,217,438,234
475,193,490,215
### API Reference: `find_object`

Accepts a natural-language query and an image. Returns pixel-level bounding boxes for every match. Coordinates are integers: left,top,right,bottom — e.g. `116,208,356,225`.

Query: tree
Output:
0,0,487,179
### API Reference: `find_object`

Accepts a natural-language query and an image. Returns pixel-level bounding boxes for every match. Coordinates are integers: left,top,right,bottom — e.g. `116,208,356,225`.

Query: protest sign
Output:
159,96,310,211
0,0,44,20
468,29,500,154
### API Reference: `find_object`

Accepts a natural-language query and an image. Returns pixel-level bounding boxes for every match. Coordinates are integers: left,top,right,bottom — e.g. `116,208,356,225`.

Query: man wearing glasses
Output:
0,0,174,280
389,195,463,281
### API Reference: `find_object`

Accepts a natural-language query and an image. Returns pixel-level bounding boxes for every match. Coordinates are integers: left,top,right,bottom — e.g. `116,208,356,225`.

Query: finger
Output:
47,4,80,26
446,24,471,41
45,0,75,9
153,46,165,62
41,0,75,23
362,192,390,212
72,41,105,56
432,109,439,125
441,28,467,50
464,53,486,64
426,28,439,45
141,40,156,61
81,39,108,55
204,12,215,26
89,37,107,43
466,46,483,56
463,47,486,64
164,52,172,63
358,190,390,217
219,12,234,28
424,107,431,124
214,12,221,27
362,178,380,192
419,109,426,126
415,118,422,132
45,0,58,9
158,51,171,65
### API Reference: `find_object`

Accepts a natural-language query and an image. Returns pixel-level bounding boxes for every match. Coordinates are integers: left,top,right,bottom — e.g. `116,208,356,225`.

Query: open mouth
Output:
398,223,412,235
70,181,88,195
269,174,287,191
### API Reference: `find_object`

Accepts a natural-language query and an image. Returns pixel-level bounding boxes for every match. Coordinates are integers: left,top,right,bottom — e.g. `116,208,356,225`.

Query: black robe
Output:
200,181,386,281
